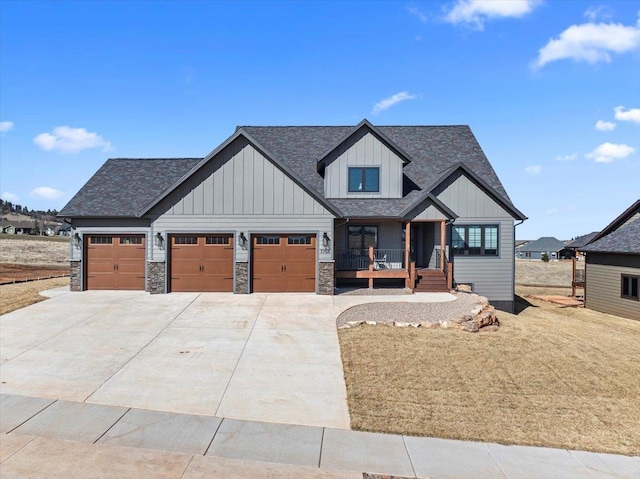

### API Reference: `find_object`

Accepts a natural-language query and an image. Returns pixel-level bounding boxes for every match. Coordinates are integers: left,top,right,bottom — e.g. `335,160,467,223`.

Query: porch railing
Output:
336,248,405,270
435,248,453,290
574,268,585,283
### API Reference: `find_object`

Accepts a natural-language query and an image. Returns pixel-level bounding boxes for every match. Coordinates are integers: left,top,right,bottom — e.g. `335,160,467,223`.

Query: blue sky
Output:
1,0,638,240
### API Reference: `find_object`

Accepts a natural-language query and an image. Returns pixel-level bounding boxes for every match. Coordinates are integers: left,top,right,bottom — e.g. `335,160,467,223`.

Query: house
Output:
0,220,34,235
582,200,640,321
58,222,73,237
517,236,568,260
59,119,526,312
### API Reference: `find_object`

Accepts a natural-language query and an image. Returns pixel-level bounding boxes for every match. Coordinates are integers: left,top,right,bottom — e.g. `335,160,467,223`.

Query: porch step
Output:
414,269,449,293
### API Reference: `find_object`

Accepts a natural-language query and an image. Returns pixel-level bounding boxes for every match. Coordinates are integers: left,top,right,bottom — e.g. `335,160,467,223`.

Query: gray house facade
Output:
517,236,567,260
582,200,640,321
60,120,526,311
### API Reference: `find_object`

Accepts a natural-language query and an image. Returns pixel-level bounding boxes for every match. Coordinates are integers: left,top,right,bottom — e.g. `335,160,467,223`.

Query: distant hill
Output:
0,199,60,225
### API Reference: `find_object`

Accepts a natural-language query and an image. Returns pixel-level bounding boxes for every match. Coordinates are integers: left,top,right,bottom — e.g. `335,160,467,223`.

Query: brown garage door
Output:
252,234,316,292
86,235,146,290
170,234,234,292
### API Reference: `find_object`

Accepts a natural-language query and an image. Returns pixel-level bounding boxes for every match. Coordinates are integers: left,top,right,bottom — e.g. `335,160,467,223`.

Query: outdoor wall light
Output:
73,232,81,249
155,232,164,249
239,232,248,247
322,232,330,247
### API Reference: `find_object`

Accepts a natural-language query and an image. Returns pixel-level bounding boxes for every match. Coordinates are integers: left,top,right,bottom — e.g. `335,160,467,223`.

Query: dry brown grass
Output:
338,295,640,455
0,237,70,266
515,258,576,286
0,277,69,315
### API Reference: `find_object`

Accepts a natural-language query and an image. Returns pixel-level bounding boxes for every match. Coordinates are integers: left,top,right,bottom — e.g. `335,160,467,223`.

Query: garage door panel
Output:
85,235,145,291
170,234,234,292
252,234,316,293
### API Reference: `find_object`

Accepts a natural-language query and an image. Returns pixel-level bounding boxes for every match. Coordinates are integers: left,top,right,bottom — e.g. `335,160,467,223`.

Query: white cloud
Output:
595,120,616,131
1,192,19,202
585,142,635,163
407,5,428,23
614,106,640,123
525,165,541,174
371,92,418,115
33,126,112,153
534,20,640,68
443,0,540,30
556,153,578,162
0,121,14,134
584,5,613,23
29,187,64,200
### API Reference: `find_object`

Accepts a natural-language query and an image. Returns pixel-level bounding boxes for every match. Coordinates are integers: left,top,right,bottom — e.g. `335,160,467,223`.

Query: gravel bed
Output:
336,292,483,327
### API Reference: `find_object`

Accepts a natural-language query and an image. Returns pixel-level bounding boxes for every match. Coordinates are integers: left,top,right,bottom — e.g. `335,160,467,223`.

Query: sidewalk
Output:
1,394,638,478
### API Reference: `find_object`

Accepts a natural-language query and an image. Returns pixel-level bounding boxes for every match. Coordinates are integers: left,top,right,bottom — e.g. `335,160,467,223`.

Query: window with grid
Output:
90,236,112,244
288,235,312,245
174,236,198,245
120,236,142,245
206,236,229,245
452,225,499,256
256,236,280,245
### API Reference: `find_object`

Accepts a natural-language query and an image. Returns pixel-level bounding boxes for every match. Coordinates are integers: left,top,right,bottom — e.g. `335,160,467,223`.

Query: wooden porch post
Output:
368,246,374,289
440,220,446,271
572,254,577,297
405,221,412,288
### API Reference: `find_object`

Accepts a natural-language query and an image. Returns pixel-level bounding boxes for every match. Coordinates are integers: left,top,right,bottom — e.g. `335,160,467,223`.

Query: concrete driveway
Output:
0,290,353,428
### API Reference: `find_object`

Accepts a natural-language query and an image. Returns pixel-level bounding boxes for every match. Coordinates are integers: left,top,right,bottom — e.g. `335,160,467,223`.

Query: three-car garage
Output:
83,232,318,293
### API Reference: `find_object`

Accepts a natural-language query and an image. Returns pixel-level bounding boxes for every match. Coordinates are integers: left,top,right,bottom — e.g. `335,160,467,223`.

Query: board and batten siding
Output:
324,130,403,199
433,171,516,305
69,218,151,262
149,137,335,262
586,254,640,321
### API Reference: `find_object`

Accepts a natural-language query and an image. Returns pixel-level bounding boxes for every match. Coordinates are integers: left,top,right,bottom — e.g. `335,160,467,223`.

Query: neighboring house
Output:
517,236,568,260
0,220,33,235
58,222,73,237
59,119,526,311
582,200,640,321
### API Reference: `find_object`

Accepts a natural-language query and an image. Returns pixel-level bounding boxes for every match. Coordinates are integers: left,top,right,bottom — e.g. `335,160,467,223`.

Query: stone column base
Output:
318,261,335,295
70,261,81,292
148,261,166,294
235,262,249,294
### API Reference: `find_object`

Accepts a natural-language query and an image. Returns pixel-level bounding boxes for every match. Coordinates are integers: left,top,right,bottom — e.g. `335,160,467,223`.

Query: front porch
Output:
334,220,452,292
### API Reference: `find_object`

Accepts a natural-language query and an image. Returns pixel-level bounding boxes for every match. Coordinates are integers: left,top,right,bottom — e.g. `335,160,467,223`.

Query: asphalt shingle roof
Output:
59,124,522,219
565,232,599,249
59,158,201,217
582,217,640,254
518,236,567,253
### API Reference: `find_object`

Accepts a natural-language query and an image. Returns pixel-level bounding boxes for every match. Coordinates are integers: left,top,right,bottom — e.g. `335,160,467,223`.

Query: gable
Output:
151,137,332,217
433,170,513,219
324,130,404,199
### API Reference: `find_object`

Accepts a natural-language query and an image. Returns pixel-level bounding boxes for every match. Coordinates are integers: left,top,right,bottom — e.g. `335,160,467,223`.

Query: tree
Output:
32,219,41,236
541,253,550,263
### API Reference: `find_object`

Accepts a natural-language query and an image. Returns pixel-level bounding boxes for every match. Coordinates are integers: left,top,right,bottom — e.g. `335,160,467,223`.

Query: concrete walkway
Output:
1,394,638,478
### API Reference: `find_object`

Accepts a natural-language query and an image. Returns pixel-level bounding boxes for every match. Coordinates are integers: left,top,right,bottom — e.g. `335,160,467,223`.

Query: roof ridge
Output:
239,124,470,128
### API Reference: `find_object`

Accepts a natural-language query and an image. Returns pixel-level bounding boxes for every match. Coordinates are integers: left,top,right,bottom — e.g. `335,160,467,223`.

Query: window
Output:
621,275,639,301
525,252,532,258
120,236,142,245
288,235,312,245
348,167,379,192
90,236,112,244
174,236,197,245
348,226,377,251
206,235,229,245
452,225,499,256
256,236,280,245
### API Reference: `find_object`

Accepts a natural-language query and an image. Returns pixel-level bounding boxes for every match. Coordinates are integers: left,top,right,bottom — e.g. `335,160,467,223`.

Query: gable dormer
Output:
317,119,411,199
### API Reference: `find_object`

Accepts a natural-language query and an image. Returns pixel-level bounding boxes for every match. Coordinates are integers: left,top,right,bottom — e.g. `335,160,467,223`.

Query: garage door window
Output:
120,236,142,245
206,236,229,245
90,236,112,244
288,235,312,245
256,236,280,245
174,236,198,245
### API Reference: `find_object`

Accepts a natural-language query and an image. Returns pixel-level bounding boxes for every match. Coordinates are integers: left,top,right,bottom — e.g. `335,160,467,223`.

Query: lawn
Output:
338,283,640,455
0,277,70,315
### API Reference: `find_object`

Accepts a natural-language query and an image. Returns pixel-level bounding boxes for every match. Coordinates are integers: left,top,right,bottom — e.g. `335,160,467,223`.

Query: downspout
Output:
513,219,525,312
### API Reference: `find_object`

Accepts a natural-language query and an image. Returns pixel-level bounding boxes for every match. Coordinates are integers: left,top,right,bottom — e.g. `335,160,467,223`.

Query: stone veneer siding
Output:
235,262,249,294
318,261,335,295
148,261,166,294
70,261,81,292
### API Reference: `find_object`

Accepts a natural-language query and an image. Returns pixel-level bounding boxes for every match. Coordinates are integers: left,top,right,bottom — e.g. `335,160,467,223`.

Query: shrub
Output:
541,253,550,262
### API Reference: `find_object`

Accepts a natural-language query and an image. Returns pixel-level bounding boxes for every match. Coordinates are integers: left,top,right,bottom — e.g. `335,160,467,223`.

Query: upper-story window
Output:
348,167,379,193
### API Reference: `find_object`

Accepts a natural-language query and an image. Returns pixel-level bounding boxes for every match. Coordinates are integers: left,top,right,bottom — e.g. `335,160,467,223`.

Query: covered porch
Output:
334,219,452,291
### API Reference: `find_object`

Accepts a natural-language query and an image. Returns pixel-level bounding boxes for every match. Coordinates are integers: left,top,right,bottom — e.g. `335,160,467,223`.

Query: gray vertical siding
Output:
153,137,331,218
324,131,403,199
585,254,640,321
433,171,515,303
